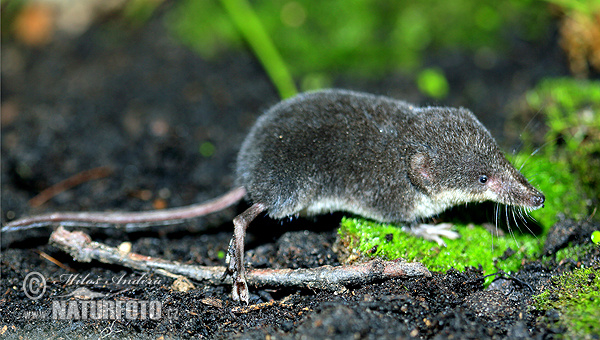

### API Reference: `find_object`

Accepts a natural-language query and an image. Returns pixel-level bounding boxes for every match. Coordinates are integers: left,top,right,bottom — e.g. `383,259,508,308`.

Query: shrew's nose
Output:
532,193,545,207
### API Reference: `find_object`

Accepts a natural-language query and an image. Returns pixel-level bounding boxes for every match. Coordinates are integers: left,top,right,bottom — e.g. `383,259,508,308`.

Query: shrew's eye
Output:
478,175,488,184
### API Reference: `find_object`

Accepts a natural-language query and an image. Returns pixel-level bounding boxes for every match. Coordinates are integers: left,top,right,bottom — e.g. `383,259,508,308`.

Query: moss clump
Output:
339,217,542,284
505,78,600,229
553,243,597,263
522,78,600,214
532,266,600,339
508,152,589,229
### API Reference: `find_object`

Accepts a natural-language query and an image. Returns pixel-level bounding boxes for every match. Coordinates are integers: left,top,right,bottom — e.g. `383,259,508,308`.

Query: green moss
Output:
553,243,596,263
522,78,600,210
508,152,589,229
532,266,600,338
339,217,542,284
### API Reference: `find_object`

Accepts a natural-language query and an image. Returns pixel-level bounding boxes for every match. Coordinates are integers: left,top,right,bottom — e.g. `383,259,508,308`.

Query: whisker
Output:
512,105,545,155
493,202,501,252
518,137,559,172
506,204,519,248
520,208,540,242
517,207,527,224
511,206,523,234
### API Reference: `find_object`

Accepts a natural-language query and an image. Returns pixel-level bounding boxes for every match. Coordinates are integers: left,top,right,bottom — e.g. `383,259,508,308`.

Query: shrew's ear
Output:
408,152,435,193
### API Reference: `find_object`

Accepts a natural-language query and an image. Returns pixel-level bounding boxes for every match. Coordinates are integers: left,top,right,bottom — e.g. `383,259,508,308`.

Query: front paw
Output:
406,223,460,247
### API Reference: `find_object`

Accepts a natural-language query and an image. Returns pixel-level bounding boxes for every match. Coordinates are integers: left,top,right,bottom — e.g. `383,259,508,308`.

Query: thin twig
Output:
49,227,431,291
29,166,113,207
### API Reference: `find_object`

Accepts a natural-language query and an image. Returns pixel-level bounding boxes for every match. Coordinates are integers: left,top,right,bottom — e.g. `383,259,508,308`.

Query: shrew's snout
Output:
513,181,545,209
491,168,546,209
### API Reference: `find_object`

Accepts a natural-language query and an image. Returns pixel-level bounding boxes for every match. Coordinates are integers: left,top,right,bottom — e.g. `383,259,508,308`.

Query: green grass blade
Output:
219,0,297,99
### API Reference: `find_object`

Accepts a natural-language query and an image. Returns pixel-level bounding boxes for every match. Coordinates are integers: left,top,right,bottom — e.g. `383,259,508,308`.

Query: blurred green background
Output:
167,0,551,96
3,0,600,98
2,0,599,229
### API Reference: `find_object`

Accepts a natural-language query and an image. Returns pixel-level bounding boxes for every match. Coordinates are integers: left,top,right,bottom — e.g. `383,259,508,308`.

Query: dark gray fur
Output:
236,89,544,223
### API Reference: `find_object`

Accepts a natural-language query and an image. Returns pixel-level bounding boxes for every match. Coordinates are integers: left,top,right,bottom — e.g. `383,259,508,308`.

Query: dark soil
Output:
1,10,593,340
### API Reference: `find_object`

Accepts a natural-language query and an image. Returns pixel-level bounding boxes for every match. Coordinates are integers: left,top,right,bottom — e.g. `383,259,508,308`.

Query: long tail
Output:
2,187,246,232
